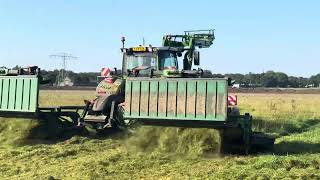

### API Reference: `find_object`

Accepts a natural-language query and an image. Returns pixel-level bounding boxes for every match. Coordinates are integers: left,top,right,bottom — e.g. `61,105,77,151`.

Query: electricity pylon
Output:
50,52,77,86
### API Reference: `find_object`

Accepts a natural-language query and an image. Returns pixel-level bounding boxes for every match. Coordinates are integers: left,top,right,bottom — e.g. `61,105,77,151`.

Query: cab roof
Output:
121,46,182,54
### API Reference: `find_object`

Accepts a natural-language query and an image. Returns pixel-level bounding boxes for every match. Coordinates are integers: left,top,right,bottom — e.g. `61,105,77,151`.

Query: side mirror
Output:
193,51,200,65
113,67,117,75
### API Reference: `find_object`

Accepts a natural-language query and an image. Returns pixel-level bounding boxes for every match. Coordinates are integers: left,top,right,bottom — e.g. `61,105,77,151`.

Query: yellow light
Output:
132,47,147,51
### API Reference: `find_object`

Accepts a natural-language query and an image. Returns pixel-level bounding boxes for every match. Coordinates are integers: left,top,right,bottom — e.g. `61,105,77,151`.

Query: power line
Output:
50,52,78,86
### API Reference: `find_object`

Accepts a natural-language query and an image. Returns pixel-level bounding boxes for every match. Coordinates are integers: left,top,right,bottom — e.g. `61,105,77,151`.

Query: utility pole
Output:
50,52,77,86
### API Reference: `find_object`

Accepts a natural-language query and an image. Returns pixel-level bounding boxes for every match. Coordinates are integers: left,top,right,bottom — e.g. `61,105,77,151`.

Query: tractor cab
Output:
121,46,204,78
121,46,180,77
121,30,215,78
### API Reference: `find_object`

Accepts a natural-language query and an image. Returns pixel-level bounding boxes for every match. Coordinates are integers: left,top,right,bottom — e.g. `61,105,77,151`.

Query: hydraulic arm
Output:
162,29,215,70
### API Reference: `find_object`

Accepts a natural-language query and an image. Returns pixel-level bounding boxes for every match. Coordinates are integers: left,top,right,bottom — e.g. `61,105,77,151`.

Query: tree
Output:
275,72,289,88
310,74,320,87
225,73,245,84
288,76,308,88
202,70,213,78
260,71,289,88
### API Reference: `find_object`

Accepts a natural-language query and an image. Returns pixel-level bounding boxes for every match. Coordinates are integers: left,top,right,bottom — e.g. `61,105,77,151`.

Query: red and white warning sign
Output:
101,67,114,84
228,95,237,106
101,67,110,77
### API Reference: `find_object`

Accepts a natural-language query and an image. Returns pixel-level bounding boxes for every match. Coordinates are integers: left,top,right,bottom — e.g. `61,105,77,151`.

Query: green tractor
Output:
0,29,274,154
82,30,216,127
80,29,274,153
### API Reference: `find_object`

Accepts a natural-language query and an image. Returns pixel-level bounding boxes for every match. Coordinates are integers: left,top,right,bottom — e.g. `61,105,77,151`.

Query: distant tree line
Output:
10,66,320,87
42,69,320,87
208,71,320,88
41,70,99,86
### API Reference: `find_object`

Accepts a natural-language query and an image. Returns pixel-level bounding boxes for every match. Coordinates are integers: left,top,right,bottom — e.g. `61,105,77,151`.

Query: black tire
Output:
220,127,250,155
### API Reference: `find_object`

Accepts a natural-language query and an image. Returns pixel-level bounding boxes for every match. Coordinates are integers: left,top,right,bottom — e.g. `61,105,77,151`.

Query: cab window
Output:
158,51,178,70
123,52,157,75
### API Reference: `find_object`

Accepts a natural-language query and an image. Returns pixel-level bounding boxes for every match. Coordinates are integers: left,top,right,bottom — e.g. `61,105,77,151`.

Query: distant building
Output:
232,84,240,89
59,77,74,86
305,84,314,88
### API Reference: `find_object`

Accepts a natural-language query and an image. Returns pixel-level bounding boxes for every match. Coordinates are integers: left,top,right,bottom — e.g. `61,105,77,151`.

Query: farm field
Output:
0,90,320,179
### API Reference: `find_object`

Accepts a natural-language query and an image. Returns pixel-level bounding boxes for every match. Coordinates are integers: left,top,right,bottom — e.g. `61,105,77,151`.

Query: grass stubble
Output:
0,91,320,179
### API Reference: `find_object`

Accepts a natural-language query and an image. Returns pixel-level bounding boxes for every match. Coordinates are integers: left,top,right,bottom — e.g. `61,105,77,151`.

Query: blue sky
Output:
0,0,319,77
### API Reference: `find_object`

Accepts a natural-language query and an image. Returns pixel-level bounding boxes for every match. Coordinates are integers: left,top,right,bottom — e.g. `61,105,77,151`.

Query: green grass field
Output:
0,91,320,179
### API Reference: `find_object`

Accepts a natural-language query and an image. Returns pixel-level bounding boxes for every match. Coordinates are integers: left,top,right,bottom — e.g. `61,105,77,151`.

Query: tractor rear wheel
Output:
219,127,250,155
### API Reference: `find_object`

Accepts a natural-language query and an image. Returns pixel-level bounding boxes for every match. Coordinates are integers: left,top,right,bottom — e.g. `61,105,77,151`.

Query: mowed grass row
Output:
0,91,319,179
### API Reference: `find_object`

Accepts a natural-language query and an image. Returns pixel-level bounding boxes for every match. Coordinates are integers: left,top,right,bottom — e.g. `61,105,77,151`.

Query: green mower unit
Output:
0,66,84,129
